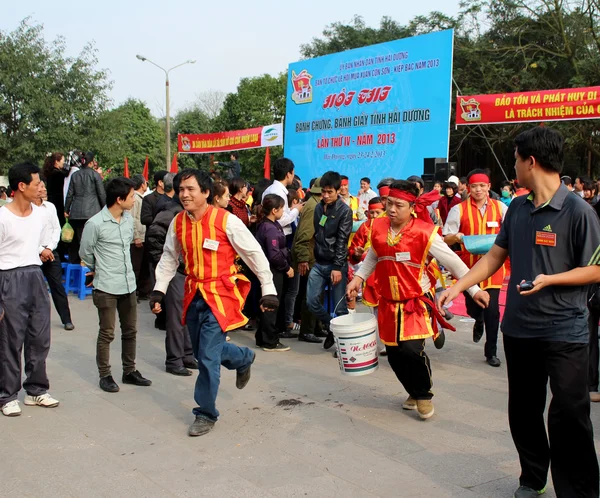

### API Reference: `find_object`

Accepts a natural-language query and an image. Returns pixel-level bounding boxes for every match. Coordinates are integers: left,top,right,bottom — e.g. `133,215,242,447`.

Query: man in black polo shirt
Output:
438,126,600,498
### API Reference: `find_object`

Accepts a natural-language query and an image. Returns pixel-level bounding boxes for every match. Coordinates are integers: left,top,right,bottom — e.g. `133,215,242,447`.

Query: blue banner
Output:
284,30,454,191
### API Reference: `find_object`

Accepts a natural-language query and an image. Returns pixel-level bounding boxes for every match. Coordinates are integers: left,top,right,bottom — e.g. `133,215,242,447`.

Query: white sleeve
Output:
154,218,181,294
47,203,61,251
442,205,461,236
355,246,378,281
428,233,481,297
500,201,508,220
226,214,277,296
37,207,51,254
277,204,299,229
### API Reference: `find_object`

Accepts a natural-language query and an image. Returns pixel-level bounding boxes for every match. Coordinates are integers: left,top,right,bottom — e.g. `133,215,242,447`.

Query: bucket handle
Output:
333,295,347,316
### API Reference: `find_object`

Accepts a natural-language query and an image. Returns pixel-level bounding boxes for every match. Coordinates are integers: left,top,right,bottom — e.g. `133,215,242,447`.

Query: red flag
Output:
124,157,130,178
142,156,149,181
264,147,270,179
170,153,178,173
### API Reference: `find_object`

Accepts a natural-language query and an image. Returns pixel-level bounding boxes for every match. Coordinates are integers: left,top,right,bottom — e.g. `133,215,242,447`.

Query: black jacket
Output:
141,190,162,226
145,197,185,274
65,167,106,220
255,218,290,273
217,160,240,180
313,197,352,270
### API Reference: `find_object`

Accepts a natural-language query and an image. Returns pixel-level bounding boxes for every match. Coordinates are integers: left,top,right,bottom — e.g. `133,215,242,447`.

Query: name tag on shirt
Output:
486,221,499,228
319,215,327,226
535,231,557,247
203,238,220,251
395,252,411,262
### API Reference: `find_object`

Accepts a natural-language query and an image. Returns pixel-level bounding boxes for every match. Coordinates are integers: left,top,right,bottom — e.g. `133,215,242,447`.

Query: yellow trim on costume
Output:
389,276,400,301
418,227,438,283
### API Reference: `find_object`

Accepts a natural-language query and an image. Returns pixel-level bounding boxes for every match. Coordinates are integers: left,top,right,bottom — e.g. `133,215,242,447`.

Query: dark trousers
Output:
68,218,87,264
298,271,320,337
503,335,599,497
42,251,72,324
92,290,137,378
464,288,500,358
165,273,194,368
256,271,285,347
0,266,51,405
589,310,599,392
130,244,153,298
386,339,433,400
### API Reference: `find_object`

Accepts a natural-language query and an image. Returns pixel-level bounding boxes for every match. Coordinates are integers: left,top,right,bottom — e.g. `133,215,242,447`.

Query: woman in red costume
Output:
346,180,489,420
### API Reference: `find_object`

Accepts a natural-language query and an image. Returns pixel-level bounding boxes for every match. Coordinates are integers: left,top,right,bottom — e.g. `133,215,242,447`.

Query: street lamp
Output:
136,54,196,170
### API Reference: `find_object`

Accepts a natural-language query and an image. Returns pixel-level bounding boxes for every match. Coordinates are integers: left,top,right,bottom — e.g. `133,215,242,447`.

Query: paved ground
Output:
3,296,600,498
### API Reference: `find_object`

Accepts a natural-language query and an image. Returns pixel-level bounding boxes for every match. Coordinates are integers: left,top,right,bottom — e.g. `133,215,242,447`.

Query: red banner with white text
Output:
456,86,600,126
178,123,283,154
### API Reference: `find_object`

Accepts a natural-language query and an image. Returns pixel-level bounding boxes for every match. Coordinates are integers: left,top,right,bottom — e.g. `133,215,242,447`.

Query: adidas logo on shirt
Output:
542,225,552,232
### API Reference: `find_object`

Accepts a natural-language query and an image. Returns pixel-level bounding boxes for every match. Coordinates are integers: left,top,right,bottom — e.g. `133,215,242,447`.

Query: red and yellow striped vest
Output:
456,197,506,289
174,206,250,332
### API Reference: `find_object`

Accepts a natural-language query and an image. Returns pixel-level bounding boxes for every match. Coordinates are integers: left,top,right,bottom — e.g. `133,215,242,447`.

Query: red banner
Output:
178,124,283,154
456,86,600,126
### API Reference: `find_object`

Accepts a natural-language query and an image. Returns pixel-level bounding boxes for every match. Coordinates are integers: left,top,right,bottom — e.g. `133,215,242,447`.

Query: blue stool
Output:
64,264,93,300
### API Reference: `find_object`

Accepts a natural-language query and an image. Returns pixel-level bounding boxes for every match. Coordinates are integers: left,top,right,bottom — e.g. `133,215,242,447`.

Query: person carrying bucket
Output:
442,169,508,368
346,180,490,420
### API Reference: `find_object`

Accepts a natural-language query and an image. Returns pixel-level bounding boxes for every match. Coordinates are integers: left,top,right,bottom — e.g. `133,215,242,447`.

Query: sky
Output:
2,0,461,117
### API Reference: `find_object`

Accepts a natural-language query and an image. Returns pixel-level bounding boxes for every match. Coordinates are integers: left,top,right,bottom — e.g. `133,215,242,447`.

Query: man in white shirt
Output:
0,163,60,417
130,174,152,299
357,177,377,215
35,181,74,330
262,158,303,236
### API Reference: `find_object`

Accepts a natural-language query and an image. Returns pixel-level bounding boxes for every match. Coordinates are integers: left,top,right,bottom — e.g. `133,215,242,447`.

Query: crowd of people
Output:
0,125,599,497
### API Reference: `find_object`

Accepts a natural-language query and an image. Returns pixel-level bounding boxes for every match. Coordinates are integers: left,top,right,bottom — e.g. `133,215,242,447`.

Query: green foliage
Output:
170,105,213,172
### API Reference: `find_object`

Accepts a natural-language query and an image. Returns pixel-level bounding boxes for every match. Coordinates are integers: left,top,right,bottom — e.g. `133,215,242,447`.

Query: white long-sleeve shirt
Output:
39,200,61,251
356,233,481,297
154,210,276,297
0,204,50,270
261,180,299,236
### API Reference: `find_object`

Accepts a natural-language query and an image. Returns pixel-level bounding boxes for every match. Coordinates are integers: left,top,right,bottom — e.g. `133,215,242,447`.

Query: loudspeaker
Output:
423,157,447,176
433,162,457,182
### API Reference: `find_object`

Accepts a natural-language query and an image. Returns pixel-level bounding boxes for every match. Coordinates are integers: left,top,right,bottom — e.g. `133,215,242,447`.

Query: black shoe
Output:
154,318,166,331
188,416,215,437
166,366,192,376
513,485,546,498
298,333,323,343
280,330,299,339
236,354,256,389
433,329,446,349
64,322,75,331
314,329,328,338
379,349,388,356
473,321,484,343
323,331,335,350
99,375,119,393
333,349,338,358
122,370,152,386
263,342,291,352
486,356,501,367
183,359,199,370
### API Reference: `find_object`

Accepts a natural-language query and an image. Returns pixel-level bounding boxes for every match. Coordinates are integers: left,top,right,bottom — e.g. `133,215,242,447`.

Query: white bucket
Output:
330,313,379,376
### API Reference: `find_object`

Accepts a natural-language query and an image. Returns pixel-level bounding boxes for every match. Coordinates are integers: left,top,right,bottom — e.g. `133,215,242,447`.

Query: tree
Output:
194,90,226,120
0,19,110,173
170,105,214,171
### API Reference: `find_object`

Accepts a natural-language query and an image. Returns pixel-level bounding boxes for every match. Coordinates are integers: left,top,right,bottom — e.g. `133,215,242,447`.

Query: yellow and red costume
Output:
174,206,251,332
348,217,380,307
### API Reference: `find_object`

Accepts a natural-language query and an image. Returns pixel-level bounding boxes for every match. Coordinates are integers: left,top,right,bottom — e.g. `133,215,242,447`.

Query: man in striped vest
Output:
150,170,278,437
443,169,508,367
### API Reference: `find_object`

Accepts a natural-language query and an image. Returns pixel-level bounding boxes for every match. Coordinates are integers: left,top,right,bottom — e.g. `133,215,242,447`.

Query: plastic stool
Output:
64,264,93,299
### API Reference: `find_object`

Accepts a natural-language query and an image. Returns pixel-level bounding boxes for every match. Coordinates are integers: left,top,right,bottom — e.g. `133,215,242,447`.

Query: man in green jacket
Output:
291,178,324,343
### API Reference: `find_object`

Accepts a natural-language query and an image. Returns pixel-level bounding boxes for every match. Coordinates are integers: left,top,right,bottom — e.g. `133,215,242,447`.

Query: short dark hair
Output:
407,175,424,189
466,169,490,184
360,177,371,184
272,158,295,181
230,151,239,160
561,175,573,187
433,180,443,188
83,152,95,166
389,180,420,200
153,170,168,186
106,177,135,207
582,178,596,192
262,193,284,215
459,176,468,185
320,171,342,191
132,174,146,190
340,175,349,181
368,196,382,207
309,177,317,188
179,169,212,195
228,177,246,196
9,163,40,191
377,177,394,189
501,180,516,193
514,126,564,174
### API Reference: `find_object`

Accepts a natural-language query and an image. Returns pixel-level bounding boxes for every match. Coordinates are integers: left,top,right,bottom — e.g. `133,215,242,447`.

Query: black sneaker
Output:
263,343,291,352
166,366,192,376
298,333,323,343
473,320,484,343
236,353,256,389
188,416,215,437
99,375,119,393
513,485,546,498
280,330,299,339
183,358,199,370
486,356,501,367
323,330,335,350
64,322,75,331
314,329,328,338
122,370,152,386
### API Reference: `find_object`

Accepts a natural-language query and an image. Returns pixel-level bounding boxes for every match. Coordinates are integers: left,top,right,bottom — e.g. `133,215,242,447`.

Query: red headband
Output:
379,186,390,197
469,173,490,185
388,189,417,202
369,202,384,210
340,179,349,186
387,188,439,226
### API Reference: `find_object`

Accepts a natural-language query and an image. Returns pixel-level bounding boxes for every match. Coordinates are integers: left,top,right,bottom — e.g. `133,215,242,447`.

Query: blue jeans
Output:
306,263,348,328
186,295,254,421
284,272,300,326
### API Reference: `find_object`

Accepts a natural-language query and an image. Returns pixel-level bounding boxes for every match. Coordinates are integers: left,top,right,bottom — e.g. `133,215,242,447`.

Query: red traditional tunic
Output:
349,218,380,307
174,206,251,332
456,197,507,289
370,216,453,345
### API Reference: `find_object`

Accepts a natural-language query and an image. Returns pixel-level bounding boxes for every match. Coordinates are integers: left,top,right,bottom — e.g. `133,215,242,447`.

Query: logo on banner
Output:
262,127,280,142
181,136,191,152
459,98,482,122
291,69,313,105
